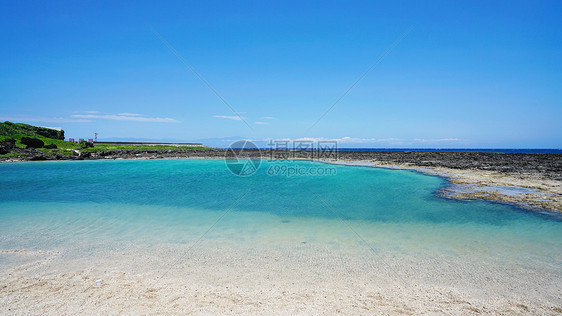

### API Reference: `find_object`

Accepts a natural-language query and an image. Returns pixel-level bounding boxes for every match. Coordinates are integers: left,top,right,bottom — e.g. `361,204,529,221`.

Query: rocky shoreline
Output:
2,148,561,213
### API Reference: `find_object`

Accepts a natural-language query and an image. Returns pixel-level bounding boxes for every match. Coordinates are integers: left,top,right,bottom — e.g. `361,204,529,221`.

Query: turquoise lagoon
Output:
0,159,560,304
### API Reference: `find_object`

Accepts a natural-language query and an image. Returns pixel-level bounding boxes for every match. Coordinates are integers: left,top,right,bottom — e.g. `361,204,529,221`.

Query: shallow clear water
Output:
0,159,560,298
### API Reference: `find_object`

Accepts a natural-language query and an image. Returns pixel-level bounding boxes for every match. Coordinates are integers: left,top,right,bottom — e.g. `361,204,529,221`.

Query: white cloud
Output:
254,121,269,125
2,112,181,124
39,126,63,131
260,116,276,120
291,137,400,143
116,113,143,116
73,110,100,114
0,115,90,123
72,114,180,123
289,137,460,144
213,115,244,121
413,138,461,143
262,137,461,145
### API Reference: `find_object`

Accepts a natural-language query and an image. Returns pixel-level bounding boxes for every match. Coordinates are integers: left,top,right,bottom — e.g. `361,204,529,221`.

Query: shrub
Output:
79,140,94,149
20,136,44,148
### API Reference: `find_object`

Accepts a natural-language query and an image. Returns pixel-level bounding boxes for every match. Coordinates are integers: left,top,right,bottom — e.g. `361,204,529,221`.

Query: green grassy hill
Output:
0,121,78,158
0,133,79,149
1,121,209,159
0,121,65,140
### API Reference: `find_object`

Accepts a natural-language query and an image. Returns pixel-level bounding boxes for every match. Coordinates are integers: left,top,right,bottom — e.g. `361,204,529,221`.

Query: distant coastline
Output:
319,148,562,154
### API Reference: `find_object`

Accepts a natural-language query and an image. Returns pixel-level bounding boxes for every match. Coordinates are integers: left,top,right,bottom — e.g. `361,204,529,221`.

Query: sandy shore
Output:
1,241,561,315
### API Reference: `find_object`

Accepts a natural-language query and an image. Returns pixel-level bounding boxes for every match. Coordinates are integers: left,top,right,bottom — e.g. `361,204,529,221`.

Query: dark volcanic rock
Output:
0,138,15,148
2,146,560,183
44,144,58,149
21,137,44,149
0,138,15,154
77,151,92,160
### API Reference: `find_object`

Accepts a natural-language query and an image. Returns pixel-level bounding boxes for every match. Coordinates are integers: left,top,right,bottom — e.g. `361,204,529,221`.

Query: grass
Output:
39,137,80,149
35,148,75,156
0,121,64,140
1,135,77,158
0,152,23,158
1,134,210,154
1,122,211,158
0,143,210,159
1,134,80,150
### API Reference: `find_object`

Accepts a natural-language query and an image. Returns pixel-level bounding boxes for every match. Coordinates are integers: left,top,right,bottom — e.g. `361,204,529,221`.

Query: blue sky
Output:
1,0,561,148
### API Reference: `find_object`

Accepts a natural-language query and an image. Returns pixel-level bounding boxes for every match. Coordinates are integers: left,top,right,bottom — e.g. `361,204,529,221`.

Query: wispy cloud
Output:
413,138,461,143
260,116,276,120
72,114,180,123
265,137,461,145
0,115,91,123
2,112,181,124
116,113,143,116
213,115,244,121
292,137,401,143
254,121,269,125
73,110,100,114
